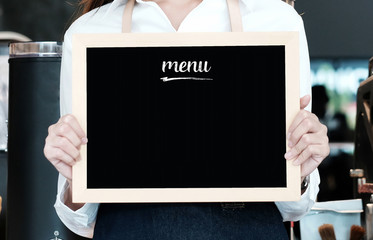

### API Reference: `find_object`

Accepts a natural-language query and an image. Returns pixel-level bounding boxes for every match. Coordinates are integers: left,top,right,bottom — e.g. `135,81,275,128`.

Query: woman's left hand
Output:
284,95,330,179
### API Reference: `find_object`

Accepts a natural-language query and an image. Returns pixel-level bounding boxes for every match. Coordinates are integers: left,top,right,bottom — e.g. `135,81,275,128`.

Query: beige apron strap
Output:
122,0,243,33
226,0,243,32
122,0,136,33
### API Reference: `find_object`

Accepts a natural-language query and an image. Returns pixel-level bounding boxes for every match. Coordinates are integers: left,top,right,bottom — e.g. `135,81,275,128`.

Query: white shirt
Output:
55,0,320,238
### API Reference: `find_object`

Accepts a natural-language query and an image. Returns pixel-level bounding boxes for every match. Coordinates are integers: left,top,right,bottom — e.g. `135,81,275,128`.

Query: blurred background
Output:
296,0,373,202
0,0,373,239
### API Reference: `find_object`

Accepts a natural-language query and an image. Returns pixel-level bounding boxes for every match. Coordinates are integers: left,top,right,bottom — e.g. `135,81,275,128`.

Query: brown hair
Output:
79,0,114,15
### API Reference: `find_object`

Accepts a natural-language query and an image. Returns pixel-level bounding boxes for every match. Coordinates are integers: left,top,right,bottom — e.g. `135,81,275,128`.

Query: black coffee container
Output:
7,42,86,240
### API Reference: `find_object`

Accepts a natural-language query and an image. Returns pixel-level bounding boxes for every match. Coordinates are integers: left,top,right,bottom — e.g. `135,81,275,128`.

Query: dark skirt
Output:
93,203,289,240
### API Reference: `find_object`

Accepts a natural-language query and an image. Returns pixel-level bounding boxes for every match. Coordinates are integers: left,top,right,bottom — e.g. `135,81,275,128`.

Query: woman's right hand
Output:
44,114,88,183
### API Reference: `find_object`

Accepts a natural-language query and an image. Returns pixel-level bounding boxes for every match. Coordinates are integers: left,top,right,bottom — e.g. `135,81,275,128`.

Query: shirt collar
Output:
105,0,253,17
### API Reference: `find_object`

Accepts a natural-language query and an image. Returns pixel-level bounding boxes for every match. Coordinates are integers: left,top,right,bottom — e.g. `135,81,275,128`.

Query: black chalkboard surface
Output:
72,32,300,203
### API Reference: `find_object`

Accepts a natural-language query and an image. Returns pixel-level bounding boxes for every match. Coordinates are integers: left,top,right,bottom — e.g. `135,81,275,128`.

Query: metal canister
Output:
7,42,84,239
366,203,373,239
0,41,9,150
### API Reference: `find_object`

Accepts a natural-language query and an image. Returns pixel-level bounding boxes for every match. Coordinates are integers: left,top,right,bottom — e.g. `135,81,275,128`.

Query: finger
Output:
300,148,329,178
54,160,73,181
284,132,324,160
292,145,317,166
45,144,77,166
46,132,81,161
58,114,87,143
292,144,329,166
54,136,81,160
51,122,83,148
301,157,320,178
300,95,311,110
287,110,308,136
288,112,320,147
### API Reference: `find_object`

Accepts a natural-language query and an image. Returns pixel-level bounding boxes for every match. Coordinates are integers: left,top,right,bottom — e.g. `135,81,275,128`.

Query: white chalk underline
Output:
161,77,213,82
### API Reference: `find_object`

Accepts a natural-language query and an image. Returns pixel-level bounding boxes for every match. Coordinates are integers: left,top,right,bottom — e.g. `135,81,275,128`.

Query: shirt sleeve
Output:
54,174,99,238
275,169,320,221
54,31,99,239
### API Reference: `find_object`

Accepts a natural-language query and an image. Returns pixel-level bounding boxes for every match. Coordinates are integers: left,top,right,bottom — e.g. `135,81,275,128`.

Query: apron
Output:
94,0,289,239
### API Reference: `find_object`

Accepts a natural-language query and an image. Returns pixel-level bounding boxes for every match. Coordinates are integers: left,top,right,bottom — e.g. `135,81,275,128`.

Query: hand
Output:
44,114,87,182
284,95,330,178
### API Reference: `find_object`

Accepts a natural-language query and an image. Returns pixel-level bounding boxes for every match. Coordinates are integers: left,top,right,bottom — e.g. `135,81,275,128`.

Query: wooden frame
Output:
72,32,300,203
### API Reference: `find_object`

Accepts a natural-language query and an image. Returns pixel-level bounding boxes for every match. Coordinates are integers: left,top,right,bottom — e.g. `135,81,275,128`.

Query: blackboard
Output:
72,32,300,203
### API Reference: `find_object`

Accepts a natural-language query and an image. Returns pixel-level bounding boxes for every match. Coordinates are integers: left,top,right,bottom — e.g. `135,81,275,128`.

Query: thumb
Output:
300,95,311,110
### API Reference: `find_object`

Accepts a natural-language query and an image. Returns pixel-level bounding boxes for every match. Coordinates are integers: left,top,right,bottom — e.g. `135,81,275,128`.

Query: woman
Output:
44,0,330,239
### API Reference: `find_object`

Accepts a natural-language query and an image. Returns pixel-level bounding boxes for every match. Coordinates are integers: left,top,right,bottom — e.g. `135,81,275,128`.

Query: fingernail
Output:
284,151,293,160
81,137,88,144
287,132,291,140
288,140,293,148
